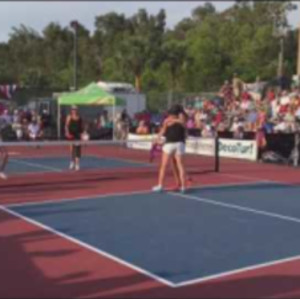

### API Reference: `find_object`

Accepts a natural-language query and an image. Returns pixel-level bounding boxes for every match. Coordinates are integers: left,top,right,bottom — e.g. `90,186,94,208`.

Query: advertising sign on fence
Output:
127,134,258,161
218,139,257,161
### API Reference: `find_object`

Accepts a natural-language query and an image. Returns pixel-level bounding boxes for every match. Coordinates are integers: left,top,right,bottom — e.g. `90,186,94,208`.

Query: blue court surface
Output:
8,182,300,286
6,156,151,174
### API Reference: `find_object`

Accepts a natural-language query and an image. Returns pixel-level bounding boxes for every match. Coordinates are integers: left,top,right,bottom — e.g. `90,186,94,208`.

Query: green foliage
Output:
0,1,297,109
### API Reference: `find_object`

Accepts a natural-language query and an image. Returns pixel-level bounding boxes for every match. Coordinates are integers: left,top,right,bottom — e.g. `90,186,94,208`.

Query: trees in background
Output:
0,1,297,107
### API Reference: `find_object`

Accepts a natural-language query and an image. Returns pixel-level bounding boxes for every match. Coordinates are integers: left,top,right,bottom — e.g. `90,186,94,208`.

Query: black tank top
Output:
164,122,186,143
68,117,82,139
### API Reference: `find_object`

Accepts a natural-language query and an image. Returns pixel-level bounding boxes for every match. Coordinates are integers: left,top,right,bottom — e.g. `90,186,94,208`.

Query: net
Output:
0,137,218,182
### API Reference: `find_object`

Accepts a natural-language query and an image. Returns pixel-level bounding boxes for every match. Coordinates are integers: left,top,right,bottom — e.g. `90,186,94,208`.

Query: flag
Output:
0,84,17,100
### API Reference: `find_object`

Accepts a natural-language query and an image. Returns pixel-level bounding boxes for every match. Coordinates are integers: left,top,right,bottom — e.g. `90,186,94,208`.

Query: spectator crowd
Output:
1,74,300,142
132,74,300,139
0,108,52,141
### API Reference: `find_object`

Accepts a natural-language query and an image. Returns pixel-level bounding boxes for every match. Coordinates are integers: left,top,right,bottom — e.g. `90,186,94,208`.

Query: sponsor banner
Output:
127,133,156,150
185,137,215,156
219,138,257,161
127,134,257,161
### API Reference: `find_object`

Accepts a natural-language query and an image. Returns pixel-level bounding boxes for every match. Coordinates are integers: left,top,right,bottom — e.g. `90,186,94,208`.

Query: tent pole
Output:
57,103,61,140
112,103,116,141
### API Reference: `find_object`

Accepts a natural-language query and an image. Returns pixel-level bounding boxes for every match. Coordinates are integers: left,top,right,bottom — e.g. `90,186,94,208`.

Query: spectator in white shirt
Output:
28,118,42,141
274,118,289,133
296,107,300,121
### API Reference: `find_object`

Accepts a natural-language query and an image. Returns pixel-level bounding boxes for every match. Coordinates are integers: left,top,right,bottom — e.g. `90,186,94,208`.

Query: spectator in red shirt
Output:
267,89,276,102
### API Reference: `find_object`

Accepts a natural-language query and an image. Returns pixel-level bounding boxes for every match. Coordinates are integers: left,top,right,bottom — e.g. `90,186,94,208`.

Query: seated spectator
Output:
13,110,19,123
266,88,276,102
231,117,244,132
28,118,43,141
233,125,245,139
0,109,12,126
21,118,29,140
262,120,274,134
284,106,295,123
186,117,195,129
12,116,23,140
202,124,215,138
136,120,149,135
273,117,288,133
246,108,258,131
214,109,223,126
296,106,300,121
241,97,251,111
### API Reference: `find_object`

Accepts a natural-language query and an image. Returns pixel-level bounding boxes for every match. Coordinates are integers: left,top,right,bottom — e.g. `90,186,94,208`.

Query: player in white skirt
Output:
152,105,187,193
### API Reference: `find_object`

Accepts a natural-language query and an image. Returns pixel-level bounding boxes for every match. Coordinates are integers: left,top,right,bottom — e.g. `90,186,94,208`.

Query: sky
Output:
0,1,299,42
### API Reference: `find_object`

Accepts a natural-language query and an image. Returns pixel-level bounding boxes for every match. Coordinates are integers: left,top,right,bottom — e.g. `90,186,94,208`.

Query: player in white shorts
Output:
152,105,187,193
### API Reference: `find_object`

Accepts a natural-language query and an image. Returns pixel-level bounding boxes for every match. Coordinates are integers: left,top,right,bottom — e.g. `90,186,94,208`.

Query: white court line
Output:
10,159,62,173
169,191,300,287
2,180,299,289
4,181,267,209
5,189,153,208
220,173,274,183
218,172,297,187
172,192,300,225
90,154,154,168
0,205,176,288
173,254,300,288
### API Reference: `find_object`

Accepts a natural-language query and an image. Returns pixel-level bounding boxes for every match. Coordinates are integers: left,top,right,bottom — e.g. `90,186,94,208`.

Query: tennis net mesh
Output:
1,137,219,179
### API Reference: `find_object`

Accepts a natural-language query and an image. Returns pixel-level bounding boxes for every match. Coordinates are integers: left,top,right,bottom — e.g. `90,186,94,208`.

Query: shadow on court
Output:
0,224,152,299
101,275,300,299
2,208,300,299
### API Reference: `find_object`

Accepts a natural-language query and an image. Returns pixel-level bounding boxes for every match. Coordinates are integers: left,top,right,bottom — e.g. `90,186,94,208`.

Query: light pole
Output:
271,7,288,79
277,34,285,77
70,20,78,91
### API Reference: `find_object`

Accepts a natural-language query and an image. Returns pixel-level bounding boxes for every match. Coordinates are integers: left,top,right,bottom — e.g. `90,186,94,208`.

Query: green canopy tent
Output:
57,83,126,139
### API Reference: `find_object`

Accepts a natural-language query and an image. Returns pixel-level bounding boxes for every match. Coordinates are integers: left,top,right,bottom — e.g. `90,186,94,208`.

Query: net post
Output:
214,135,220,172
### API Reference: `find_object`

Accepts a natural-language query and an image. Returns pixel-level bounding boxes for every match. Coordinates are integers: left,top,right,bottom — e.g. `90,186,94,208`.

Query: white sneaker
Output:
152,185,163,192
69,162,75,170
75,164,80,171
180,187,186,194
0,172,7,180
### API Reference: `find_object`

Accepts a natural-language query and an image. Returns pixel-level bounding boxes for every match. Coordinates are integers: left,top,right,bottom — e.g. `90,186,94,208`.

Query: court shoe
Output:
69,161,75,170
0,172,7,180
152,185,163,192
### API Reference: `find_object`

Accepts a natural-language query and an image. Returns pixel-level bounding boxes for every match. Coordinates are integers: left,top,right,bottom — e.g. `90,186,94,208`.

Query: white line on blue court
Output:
10,159,62,173
220,172,288,186
0,204,176,288
174,253,300,288
90,154,153,167
173,192,300,225
2,181,300,289
4,181,268,209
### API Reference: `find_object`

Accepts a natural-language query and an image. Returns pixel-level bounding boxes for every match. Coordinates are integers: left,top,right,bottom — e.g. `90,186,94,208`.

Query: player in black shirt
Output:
152,105,187,193
65,106,83,171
